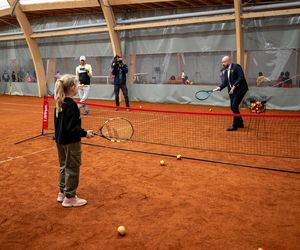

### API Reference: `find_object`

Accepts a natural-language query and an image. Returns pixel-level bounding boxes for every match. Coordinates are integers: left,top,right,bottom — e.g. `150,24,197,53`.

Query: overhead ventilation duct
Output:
0,31,24,37
32,22,107,33
0,1,299,37
117,1,300,24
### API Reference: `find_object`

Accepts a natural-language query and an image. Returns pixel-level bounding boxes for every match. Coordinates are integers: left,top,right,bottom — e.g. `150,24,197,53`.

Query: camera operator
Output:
111,55,130,110
75,56,93,115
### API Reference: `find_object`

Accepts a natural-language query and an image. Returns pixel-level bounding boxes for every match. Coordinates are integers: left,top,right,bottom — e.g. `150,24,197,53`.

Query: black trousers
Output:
114,84,130,107
229,91,247,127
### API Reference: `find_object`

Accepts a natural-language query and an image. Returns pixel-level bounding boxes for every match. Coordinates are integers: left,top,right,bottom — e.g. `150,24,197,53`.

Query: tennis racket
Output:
195,90,213,101
94,117,134,142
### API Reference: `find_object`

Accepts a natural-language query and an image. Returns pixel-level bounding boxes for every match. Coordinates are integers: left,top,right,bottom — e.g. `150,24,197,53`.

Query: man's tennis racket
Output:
94,117,134,142
195,90,213,101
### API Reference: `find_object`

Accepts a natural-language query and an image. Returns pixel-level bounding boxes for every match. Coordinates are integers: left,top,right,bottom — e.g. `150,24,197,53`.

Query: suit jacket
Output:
219,63,248,95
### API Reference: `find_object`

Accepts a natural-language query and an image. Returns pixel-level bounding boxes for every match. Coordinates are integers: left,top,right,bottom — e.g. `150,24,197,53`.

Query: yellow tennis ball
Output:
117,226,127,236
176,154,182,160
209,108,212,112
160,160,165,166
139,105,142,108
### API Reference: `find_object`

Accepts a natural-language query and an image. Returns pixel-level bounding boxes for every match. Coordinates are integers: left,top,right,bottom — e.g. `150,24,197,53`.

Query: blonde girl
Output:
54,74,93,207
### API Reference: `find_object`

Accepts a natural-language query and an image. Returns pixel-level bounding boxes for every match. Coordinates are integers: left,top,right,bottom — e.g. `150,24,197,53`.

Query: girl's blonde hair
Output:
54,74,78,115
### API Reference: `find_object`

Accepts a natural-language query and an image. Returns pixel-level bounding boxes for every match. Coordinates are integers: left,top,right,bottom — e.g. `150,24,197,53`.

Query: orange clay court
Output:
0,95,299,249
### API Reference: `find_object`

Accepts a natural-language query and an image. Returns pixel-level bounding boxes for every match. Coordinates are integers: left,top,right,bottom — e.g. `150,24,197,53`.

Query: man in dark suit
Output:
213,56,248,131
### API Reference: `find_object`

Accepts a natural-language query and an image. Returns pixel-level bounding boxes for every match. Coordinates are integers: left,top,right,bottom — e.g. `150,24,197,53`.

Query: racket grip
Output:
86,130,94,138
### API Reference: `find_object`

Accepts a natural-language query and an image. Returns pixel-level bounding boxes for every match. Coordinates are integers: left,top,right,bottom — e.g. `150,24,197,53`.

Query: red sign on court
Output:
42,96,49,130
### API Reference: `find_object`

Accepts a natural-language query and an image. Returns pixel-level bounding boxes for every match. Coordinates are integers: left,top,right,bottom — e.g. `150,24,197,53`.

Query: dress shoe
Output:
226,127,237,131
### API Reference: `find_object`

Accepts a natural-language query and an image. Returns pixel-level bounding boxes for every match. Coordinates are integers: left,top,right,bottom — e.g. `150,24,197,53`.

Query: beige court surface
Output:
0,95,299,250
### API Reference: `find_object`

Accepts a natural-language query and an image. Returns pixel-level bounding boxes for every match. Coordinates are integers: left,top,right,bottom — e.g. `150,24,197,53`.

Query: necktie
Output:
224,69,229,83
227,68,232,87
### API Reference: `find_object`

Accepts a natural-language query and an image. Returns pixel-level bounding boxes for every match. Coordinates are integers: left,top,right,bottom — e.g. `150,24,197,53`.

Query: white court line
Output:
0,102,41,107
0,148,52,165
0,108,40,114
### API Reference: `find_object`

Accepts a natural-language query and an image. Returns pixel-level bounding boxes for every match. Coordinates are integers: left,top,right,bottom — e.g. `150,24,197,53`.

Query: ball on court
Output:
160,160,165,166
176,154,182,160
209,108,212,112
117,226,127,236
257,248,264,250
139,105,142,108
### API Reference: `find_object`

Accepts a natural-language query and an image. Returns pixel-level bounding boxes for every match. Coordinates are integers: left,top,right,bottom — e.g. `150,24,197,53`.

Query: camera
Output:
111,55,123,68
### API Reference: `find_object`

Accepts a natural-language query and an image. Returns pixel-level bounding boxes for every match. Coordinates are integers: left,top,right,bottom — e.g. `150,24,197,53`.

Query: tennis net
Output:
42,96,300,159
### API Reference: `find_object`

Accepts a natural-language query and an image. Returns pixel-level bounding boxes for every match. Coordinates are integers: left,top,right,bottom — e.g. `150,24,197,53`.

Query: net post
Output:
41,95,49,136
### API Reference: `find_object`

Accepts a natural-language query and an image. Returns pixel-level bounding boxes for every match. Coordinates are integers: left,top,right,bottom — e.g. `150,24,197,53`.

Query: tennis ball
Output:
209,108,212,112
160,160,165,166
117,226,127,236
139,105,142,108
176,154,182,160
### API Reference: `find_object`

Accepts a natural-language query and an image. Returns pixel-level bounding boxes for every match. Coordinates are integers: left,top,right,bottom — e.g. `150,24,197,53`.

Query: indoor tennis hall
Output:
0,1,299,249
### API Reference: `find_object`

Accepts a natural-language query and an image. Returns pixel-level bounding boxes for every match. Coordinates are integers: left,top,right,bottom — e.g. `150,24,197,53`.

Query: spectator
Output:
32,70,36,82
2,70,10,82
282,71,292,88
256,72,270,87
11,71,16,82
25,72,32,82
277,72,284,82
17,70,24,82
54,71,61,82
181,70,185,84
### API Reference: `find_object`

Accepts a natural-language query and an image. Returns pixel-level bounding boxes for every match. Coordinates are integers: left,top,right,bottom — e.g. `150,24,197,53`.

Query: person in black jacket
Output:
54,74,93,207
111,55,130,110
213,56,249,131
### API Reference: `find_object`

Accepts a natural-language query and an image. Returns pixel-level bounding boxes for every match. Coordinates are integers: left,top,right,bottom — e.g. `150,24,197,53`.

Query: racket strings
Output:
101,119,133,141
195,91,211,100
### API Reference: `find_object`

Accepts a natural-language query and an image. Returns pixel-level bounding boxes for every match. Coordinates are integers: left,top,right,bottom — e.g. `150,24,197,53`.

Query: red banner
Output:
42,96,49,130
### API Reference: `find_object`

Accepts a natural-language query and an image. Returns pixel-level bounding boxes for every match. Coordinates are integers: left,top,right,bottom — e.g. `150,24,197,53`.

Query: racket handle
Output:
86,130,94,138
